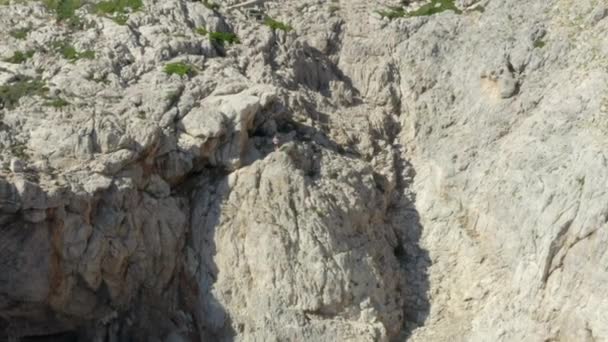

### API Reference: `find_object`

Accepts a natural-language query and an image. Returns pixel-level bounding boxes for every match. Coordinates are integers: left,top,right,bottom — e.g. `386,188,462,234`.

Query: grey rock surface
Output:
0,0,607,341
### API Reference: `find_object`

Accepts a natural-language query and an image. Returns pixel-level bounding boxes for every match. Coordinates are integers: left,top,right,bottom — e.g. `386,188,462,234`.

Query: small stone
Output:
499,73,518,99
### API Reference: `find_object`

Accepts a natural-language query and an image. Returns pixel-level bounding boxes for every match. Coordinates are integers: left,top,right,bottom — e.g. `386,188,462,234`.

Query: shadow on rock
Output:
389,152,431,339
182,169,236,342
183,109,427,340
288,42,362,106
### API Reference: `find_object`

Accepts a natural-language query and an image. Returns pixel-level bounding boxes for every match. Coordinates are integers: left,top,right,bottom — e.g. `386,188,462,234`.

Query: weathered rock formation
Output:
1,0,607,341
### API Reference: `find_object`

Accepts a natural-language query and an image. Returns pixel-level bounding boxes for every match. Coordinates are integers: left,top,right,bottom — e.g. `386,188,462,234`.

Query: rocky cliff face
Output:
1,0,607,341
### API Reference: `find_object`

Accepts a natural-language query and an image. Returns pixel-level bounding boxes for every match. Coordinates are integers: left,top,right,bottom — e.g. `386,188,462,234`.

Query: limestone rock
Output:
1,0,608,341
190,148,404,341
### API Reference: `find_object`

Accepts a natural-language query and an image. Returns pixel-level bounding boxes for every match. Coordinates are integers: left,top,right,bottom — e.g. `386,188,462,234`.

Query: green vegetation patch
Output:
42,0,90,29
0,77,49,110
164,62,197,77
44,97,70,108
197,27,241,47
203,0,219,10
9,27,32,40
378,0,461,20
95,0,143,25
4,50,35,64
53,41,95,61
0,77,72,110
197,27,240,46
95,0,142,13
111,12,129,24
77,49,95,59
43,0,81,21
209,31,240,45
533,39,546,48
42,0,93,29
263,17,293,32
407,0,461,16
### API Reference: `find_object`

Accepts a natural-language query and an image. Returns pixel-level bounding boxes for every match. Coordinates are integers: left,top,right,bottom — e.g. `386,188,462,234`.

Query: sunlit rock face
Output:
1,0,608,341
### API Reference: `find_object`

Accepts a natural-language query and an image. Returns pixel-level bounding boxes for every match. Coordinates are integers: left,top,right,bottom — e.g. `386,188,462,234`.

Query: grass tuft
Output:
0,77,49,110
95,0,142,13
378,0,461,20
203,0,219,10
263,17,293,32
53,41,95,61
3,50,35,64
407,0,461,16
42,0,90,29
77,49,96,59
9,27,32,40
45,97,70,108
533,40,546,48
164,62,196,77
112,12,129,25
209,31,240,45
43,0,81,21
95,0,143,24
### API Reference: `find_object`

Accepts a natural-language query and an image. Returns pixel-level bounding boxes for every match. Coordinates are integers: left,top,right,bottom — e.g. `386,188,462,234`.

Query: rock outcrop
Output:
1,0,607,341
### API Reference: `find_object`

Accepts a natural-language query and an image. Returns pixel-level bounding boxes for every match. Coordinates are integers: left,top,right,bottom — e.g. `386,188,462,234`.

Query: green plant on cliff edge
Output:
9,26,32,40
52,41,95,61
0,77,49,110
378,0,462,19
409,0,461,16
263,17,293,32
43,0,89,29
209,31,240,45
3,50,35,64
164,62,197,77
95,0,143,25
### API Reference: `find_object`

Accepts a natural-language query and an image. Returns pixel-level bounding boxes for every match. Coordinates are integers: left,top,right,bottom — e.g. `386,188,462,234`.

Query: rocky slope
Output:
1,0,607,341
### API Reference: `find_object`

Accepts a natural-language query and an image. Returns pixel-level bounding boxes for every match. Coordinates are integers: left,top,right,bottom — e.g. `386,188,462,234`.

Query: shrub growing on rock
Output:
43,0,81,21
378,0,461,20
263,17,293,32
209,31,240,45
164,63,196,77
9,27,31,40
44,97,70,108
96,0,143,25
0,77,48,110
3,50,35,64
53,41,95,61
408,0,461,16
203,0,219,10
